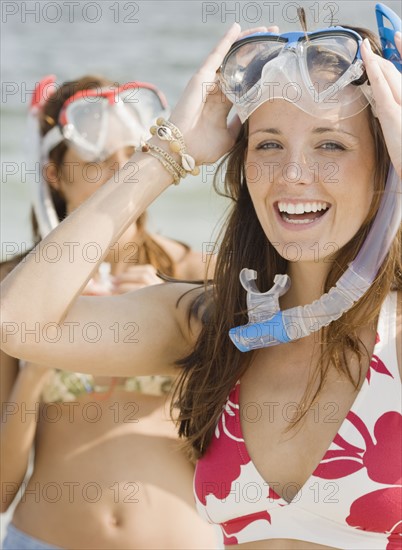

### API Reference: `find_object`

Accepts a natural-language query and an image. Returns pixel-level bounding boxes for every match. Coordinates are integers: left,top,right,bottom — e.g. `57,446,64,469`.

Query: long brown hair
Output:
33,75,176,276
173,27,402,459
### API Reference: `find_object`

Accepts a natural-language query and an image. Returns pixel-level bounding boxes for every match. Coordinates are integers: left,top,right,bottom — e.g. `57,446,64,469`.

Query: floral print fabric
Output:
194,293,402,548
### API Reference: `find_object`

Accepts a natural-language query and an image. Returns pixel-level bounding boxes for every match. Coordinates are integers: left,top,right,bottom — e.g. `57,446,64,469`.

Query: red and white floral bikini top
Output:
194,292,402,549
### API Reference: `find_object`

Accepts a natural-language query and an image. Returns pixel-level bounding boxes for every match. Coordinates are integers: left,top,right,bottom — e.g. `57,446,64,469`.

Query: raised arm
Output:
0,24,244,377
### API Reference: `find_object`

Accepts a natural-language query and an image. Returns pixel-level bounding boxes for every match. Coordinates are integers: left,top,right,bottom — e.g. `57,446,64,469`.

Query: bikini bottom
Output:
2,524,63,550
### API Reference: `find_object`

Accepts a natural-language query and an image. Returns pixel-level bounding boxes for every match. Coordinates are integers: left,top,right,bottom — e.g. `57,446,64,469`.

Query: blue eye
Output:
256,142,282,150
320,142,345,151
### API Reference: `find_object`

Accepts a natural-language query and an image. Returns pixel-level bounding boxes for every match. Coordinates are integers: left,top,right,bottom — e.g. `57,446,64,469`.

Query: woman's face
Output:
48,145,135,214
245,100,376,263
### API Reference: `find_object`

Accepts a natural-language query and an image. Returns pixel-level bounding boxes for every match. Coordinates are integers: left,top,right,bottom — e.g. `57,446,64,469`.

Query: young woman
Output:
1,76,218,549
1,5,401,549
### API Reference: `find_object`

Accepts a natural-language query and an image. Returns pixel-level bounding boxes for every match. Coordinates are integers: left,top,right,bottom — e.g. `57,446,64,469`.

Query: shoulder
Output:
152,235,215,281
149,233,213,280
176,249,213,280
150,233,189,265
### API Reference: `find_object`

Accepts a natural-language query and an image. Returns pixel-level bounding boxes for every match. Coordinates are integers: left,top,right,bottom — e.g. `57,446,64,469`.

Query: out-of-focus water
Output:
1,0,400,261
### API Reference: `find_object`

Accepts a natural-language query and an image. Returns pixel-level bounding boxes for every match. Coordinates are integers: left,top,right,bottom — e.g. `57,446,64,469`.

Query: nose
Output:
277,149,315,186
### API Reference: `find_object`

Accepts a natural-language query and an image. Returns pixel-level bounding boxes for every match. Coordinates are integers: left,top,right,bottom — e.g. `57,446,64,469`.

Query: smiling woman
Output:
0,4,401,550
245,100,375,261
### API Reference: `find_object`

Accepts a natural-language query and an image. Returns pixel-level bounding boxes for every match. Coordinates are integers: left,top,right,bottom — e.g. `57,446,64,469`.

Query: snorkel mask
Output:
28,76,169,237
219,27,369,122
227,3,402,351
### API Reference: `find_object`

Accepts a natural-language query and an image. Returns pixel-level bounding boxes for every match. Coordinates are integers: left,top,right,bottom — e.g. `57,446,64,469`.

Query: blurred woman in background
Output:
1,75,218,549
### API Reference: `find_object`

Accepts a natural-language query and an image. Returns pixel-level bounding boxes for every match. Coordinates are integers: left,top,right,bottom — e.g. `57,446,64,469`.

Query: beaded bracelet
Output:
143,145,181,185
150,118,200,177
145,142,187,180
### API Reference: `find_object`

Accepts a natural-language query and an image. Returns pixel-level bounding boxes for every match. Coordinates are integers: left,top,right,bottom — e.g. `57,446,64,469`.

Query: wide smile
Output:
274,200,332,230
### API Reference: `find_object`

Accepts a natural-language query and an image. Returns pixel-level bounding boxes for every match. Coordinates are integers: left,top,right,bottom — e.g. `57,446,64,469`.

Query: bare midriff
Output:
12,388,218,549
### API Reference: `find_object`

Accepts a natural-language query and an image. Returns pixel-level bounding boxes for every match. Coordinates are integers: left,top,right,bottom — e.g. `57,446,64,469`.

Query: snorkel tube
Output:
229,3,402,352
28,75,60,238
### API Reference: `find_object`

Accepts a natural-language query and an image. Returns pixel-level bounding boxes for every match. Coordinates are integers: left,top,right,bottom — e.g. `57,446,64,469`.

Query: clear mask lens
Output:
304,35,359,91
221,38,284,97
64,99,109,158
120,87,166,128
220,33,368,122
63,87,167,162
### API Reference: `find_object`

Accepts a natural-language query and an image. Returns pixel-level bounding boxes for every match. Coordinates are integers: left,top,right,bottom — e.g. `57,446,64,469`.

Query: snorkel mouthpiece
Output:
229,311,290,351
229,271,291,350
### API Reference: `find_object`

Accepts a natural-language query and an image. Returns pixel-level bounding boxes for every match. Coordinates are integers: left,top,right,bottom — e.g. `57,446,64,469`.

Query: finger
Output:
371,56,401,104
238,27,267,39
173,24,241,119
238,26,279,39
202,78,234,126
362,39,401,105
367,45,402,80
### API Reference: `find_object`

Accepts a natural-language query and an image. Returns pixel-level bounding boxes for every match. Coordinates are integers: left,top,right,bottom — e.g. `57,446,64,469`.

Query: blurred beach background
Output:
1,0,401,263
1,0,401,541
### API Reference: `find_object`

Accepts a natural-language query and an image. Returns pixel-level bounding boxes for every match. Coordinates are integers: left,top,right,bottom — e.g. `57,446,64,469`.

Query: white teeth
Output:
278,201,329,215
282,216,315,224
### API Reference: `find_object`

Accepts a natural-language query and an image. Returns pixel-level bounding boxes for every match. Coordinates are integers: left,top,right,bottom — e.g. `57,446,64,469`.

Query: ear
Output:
43,161,62,191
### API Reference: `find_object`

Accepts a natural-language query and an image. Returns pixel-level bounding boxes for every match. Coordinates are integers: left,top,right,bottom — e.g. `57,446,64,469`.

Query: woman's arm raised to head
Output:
0,24,244,376
2,280,202,377
0,152,180,375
